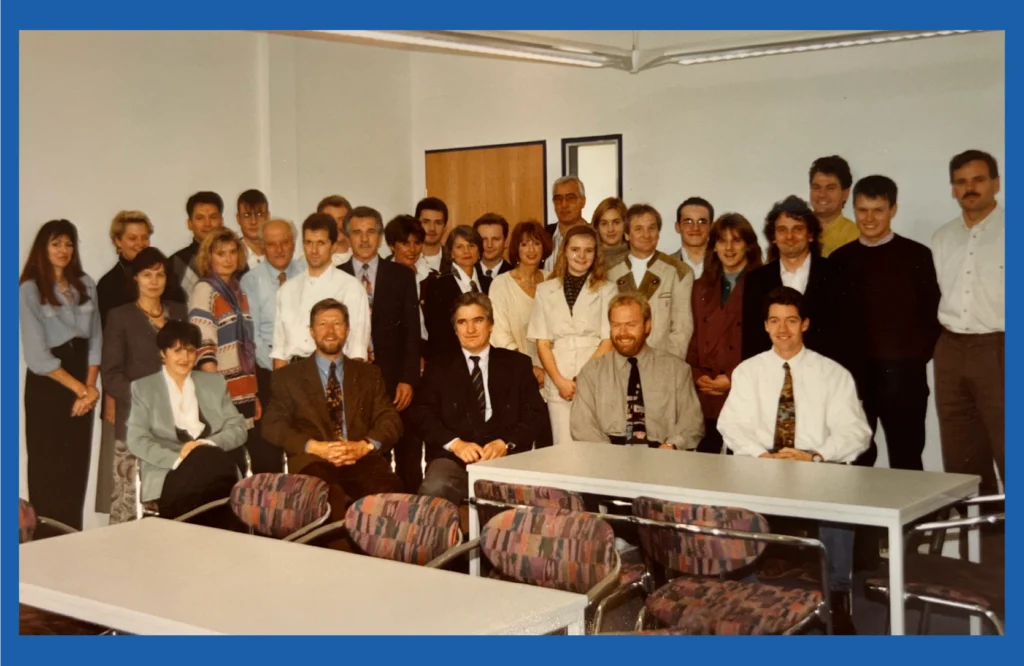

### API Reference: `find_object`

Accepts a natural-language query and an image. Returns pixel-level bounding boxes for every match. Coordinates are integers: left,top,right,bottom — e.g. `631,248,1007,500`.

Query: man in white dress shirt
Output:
719,285,870,634
932,149,1004,567
271,213,370,368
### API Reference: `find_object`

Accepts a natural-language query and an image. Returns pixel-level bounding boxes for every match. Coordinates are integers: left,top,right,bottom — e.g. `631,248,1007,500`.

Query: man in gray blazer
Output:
127,321,247,518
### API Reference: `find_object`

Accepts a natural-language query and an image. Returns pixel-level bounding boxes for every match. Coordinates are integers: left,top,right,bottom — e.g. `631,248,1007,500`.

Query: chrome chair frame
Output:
866,494,1005,635
133,447,253,521
627,514,833,635
429,505,624,635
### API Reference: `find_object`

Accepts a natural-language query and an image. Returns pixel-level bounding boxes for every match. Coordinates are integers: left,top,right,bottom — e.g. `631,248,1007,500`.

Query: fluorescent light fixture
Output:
317,30,615,68
671,30,985,67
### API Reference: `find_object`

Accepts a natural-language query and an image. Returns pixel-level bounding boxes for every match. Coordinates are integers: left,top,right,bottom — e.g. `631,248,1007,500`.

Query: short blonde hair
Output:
608,291,652,323
109,210,154,251
195,227,247,278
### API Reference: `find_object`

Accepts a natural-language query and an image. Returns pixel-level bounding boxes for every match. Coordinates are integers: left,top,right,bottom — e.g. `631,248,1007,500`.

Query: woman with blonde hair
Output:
188,228,261,465
686,213,763,453
591,197,629,268
528,225,616,445
489,220,553,389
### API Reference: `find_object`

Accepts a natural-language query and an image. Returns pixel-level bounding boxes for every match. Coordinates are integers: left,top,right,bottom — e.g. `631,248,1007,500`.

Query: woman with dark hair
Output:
591,197,629,268
421,225,492,361
101,247,188,523
19,219,102,530
686,213,764,454
126,320,246,518
187,228,262,461
528,225,615,445
490,220,553,390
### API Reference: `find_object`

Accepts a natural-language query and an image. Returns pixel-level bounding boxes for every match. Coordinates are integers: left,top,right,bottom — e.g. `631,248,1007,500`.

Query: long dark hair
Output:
703,213,764,283
19,219,91,306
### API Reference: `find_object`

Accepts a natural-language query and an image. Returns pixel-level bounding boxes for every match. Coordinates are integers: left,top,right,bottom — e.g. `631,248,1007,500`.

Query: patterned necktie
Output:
278,271,287,286
470,355,486,417
773,362,796,451
325,361,347,440
362,263,375,363
469,279,480,294
625,357,647,444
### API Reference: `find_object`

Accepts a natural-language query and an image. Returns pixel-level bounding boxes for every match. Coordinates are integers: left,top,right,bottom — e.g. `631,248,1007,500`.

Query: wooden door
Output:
425,141,547,244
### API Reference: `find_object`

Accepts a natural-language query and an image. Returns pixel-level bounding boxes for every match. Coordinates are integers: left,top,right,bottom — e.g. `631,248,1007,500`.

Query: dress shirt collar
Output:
354,254,379,275
613,343,651,372
314,352,345,390
462,344,491,369
769,345,808,369
859,231,895,247
959,205,1003,232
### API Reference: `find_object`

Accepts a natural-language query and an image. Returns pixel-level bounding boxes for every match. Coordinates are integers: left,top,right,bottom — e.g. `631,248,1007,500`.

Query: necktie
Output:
773,362,796,451
625,357,647,444
325,361,347,441
470,355,486,417
278,271,287,286
470,279,480,294
362,264,375,363
486,268,493,278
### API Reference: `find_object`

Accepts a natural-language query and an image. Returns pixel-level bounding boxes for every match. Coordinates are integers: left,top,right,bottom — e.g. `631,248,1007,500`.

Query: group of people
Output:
20,148,1003,633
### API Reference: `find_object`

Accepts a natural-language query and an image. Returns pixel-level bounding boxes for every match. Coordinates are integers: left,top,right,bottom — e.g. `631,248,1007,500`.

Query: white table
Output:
20,518,587,635
467,442,979,635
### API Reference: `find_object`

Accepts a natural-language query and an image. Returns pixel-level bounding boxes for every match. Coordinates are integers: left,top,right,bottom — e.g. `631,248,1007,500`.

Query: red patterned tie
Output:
362,263,375,363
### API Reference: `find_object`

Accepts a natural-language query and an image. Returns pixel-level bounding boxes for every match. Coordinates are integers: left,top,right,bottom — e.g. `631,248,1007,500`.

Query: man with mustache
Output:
263,298,403,530
570,292,703,450
930,150,1004,564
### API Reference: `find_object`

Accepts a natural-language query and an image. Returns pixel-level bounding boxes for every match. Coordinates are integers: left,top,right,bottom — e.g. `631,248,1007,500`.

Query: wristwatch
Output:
505,441,516,452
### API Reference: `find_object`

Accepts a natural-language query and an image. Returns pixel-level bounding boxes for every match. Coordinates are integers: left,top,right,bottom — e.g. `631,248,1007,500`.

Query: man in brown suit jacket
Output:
262,298,403,523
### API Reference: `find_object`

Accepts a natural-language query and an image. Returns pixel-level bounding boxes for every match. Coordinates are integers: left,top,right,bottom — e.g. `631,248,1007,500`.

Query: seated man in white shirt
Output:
271,213,370,368
718,285,870,634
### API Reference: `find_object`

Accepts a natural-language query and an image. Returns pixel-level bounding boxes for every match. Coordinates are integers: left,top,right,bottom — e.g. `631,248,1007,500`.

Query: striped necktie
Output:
362,263,375,363
470,355,486,417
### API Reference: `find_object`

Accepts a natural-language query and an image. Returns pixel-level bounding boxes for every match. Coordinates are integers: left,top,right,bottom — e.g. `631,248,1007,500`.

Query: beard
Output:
315,339,344,356
613,337,643,357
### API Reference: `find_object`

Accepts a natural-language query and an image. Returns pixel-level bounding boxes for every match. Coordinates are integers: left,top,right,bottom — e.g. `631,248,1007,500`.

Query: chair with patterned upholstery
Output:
469,480,650,633
229,473,332,541
865,494,1005,635
134,447,254,521
632,496,830,635
18,498,110,635
428,506,622,634
295,493,463,565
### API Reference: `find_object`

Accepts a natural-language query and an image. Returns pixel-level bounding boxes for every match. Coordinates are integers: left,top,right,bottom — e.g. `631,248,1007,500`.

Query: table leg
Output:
968,502,982,635
468,482,481,576
888,522,906,635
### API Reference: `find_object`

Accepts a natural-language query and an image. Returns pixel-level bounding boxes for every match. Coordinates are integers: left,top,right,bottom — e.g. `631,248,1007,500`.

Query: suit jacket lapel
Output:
485,351,508,424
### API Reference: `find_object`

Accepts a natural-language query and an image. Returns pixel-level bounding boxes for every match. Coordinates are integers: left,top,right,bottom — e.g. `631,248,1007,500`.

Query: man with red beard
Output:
571,292,703,449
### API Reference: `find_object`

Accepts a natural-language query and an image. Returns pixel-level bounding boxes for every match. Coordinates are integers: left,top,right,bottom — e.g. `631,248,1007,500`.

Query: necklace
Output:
136,301,165,319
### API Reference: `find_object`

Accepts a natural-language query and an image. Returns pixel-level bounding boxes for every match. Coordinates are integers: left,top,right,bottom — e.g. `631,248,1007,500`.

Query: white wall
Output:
408,32,1005,472
18,31,412,527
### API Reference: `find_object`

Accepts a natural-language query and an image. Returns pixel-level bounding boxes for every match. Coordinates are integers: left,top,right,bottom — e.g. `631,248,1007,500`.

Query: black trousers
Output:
24,338,93,531
157,445,240,520
855,360,930,471
393,410,424,493
696,418,730,455
251,367,284,474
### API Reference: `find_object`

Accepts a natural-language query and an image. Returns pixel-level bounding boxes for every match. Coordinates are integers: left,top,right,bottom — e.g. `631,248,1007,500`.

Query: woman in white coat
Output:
528,225,615,446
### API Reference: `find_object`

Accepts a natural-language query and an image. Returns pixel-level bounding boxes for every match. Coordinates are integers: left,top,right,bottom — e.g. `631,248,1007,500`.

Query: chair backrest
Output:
345,493,461,565
481,507,617,595
632,496,768,576
230,473,330,539
473,479,586,526
19,499,37,544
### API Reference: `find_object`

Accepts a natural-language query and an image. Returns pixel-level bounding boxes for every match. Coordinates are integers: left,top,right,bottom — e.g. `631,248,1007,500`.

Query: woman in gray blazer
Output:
101,248,188,523
126,320,246,519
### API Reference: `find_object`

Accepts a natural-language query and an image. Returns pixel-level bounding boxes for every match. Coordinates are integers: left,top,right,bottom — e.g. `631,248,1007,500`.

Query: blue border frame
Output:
4,1,1016,661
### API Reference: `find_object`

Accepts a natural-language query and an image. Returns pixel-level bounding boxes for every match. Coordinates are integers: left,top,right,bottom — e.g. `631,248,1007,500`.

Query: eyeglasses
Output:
553,194,580,205
680,218,710,226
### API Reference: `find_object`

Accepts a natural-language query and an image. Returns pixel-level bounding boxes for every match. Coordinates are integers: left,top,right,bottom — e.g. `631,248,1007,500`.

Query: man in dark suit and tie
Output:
262,298,403,522
339,206,423,492
410,292,552,506
473,213,514,279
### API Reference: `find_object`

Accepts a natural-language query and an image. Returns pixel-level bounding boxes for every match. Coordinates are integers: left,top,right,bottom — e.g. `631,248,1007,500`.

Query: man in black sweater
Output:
830,176,941,470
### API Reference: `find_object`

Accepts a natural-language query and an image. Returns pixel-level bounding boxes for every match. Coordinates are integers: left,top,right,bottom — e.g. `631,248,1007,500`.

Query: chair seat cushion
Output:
646,576,822,635
621,562,647,587
866,553,1003,613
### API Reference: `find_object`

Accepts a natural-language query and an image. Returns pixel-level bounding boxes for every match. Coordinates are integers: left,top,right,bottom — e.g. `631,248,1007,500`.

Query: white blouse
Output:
489,270,548,368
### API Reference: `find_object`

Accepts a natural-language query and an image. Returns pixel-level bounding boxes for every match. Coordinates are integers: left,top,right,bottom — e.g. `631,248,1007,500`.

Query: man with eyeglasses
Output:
544,175,587,271
671,196,714,279
237,189,271,273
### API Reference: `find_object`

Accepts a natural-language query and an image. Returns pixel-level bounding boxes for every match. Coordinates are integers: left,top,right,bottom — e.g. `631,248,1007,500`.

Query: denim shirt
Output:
240,258,306,371
20,276,102,374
